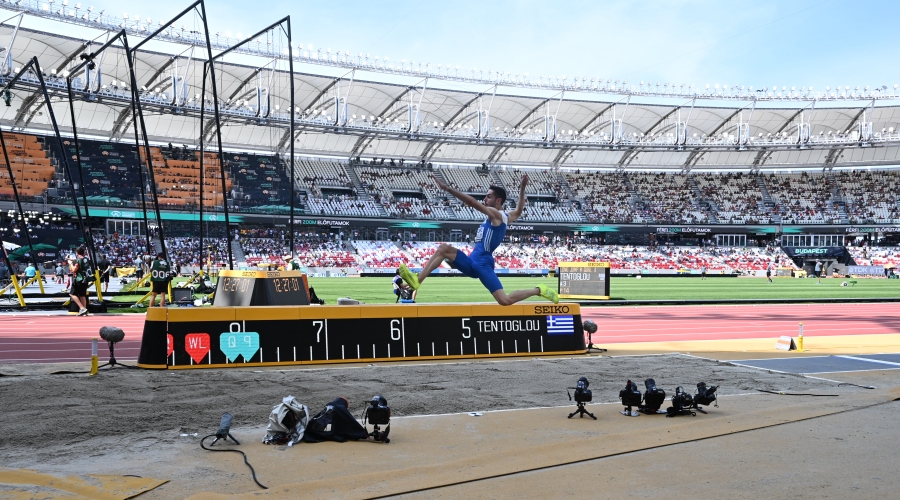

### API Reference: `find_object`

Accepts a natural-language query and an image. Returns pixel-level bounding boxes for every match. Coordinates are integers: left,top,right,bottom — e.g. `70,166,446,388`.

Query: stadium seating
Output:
763,172,842,224
383,197,444,219
835,170,900,224
167,237,230,268
562,171,640,223
224,153,292,210
12,131,900,226
294,158,354,196
440,166,495,194
355,165,443,200
516,201,583,222
493,168,565,197
305,194,383,217
629,173,710,224
0,133,54,201
694,173,773,224
353,240,412,268
92,233,150,267
846,247,900,268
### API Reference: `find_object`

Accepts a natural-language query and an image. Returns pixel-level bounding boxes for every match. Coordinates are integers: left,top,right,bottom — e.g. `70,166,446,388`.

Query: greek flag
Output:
546,315,574,335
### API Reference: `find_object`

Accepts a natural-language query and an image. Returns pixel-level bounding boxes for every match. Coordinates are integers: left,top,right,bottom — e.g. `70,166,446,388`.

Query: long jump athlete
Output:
398,174,559,305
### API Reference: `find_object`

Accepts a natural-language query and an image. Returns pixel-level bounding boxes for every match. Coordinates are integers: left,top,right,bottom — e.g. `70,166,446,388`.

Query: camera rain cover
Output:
303,398,369,443
263,396,310,446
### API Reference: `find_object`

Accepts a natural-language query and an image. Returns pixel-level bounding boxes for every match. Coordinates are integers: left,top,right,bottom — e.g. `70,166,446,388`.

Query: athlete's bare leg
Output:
417,244,458,285
491,287,540,306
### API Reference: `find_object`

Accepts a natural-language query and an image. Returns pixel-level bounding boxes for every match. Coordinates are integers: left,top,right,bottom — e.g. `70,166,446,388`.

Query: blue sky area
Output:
10,0,900,92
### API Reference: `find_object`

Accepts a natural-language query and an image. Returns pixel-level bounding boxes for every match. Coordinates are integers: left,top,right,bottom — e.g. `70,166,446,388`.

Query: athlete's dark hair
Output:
487,185,507,203
76,246,86,256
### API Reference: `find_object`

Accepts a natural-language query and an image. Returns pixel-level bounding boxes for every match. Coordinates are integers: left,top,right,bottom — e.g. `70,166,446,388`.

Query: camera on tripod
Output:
619,380,642,417
572,376,592,403
694,382,718,408
667,382,719,417
668,386,694,416
640,378,667,414
567,377,596,420
363,395,391,443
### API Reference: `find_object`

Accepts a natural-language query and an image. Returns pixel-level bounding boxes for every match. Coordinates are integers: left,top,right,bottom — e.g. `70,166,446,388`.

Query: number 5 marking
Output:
462,318,471,338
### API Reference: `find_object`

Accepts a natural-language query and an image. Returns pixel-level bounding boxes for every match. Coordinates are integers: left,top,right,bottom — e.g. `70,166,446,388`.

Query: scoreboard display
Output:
213,270,310,306
557,261,610,300
136,303,586,369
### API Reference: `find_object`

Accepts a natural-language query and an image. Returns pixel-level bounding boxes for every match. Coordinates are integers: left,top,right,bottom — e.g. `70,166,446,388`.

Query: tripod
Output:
367,423,391,443
585,329,607,353
568,401,597,420
210,431,240,446
97,340,137,370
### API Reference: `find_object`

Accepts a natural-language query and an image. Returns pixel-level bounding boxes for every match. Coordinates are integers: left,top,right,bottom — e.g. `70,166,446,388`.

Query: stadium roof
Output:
1,4,900,171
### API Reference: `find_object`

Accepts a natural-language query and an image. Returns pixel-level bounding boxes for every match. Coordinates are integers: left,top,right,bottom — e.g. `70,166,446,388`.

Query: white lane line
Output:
837,355,900,368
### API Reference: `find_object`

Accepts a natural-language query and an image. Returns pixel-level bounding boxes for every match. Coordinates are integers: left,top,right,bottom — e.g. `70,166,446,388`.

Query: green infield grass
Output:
308,275,900,304
104,276,900,311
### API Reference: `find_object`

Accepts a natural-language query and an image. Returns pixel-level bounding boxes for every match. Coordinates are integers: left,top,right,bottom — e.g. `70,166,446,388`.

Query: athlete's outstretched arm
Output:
506,174,529,224
434,176,502,221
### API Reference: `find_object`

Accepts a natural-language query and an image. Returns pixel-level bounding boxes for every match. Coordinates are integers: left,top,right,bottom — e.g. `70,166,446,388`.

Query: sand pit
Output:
0,354,875,498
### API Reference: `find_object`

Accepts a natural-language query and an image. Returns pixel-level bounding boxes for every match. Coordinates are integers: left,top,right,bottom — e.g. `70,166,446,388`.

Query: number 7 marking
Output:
312,320,328,360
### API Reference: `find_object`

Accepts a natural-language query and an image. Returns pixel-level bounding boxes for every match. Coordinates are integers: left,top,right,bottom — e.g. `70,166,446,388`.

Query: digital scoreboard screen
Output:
557,261,610,300
213,270,310,306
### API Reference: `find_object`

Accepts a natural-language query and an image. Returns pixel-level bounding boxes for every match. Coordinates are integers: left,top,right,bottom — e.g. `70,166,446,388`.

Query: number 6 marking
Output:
390,319,401,340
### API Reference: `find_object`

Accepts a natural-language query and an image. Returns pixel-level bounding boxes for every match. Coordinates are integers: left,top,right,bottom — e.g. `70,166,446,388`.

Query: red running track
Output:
0,314,146,363
581,303,900,344
2,303,899,363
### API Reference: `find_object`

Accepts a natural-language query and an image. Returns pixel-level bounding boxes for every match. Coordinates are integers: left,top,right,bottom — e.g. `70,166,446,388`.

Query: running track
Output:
0,314,146,363
1,303,899,363
581,303,900,344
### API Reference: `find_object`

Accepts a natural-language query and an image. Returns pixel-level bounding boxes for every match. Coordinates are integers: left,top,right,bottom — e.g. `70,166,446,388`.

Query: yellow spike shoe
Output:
398,263,420,290
537,284,559,304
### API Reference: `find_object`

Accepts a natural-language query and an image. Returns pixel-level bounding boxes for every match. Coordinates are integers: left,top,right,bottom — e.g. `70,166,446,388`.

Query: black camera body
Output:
667,382,718,417
667,386,695,417
364,395,391,443
365,395,391,425
694,382,718,407
640,378,667,413
619,380,642,407
619,379,643,417
573,377,592,403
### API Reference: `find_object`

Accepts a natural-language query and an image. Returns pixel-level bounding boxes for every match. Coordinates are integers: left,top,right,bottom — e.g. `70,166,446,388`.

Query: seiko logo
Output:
534,305,570,314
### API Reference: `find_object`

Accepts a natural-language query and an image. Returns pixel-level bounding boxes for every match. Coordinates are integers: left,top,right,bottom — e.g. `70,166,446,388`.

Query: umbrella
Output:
2,241,20,251
7,242,59,261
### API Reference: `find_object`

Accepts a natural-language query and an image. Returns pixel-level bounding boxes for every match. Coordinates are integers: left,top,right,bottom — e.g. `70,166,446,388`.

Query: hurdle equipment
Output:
137,302,585,369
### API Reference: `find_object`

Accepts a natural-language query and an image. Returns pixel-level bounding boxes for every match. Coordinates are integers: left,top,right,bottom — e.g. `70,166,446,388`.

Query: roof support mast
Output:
0,12,23,76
